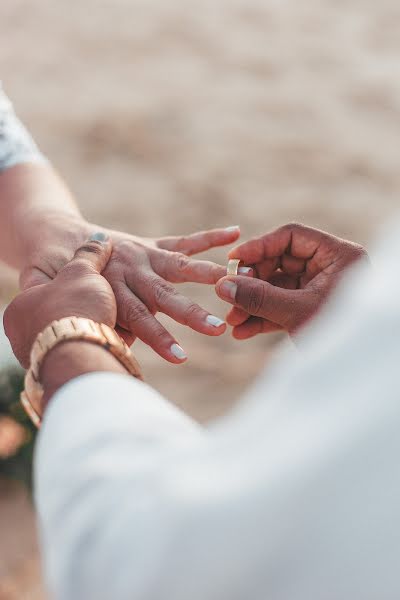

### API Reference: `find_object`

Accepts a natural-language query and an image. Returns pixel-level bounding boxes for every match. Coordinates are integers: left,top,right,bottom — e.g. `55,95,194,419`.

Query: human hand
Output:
21,223,240,362
216,223,368,339
4,233,117,368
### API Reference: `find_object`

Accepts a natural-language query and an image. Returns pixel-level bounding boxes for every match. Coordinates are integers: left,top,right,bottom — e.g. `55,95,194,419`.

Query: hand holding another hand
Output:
4,233,117,369
22,224,240,362
216,223,368,339
7,221,368,370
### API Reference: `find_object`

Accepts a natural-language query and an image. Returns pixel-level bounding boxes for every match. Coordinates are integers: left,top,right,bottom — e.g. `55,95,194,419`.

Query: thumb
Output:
216,275,305,328
65,232,113,276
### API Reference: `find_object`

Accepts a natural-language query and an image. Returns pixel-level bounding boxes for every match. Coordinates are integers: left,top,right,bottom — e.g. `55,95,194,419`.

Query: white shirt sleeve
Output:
35,221,400,600
0,84,47,172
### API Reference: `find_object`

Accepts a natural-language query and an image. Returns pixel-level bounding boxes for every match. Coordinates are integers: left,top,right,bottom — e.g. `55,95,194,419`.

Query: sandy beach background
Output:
1,0,400,596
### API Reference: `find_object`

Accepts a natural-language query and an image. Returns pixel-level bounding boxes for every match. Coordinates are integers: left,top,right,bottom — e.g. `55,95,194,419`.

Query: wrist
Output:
23,214,91,267
18,317,141,424
0,163,87,270
41,340,128,410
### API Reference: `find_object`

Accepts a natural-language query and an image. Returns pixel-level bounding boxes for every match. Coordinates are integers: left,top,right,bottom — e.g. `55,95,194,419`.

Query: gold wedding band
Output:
227,259,241,276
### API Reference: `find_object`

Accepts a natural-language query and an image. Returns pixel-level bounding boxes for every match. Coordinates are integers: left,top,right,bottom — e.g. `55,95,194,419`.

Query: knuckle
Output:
151,279,176,308
124,302,150,325
339,242,369,266
174,253,190,273
211,264,224,283
281,221,305,234
246,283,266,316
176,235,188,250
115,239,147,261
353,244,369,260
117,239,135,253
177,233,204,255
182,303,202,325
152,325,171,342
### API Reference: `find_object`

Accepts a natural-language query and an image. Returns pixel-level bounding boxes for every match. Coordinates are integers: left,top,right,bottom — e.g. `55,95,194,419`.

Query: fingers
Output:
136,274,227,336
280,254,306,276
227,307,283,340
157,226,240,256
233,318,283,340
112,281,188,364
63,232,113,276
225,272,298,329
228,223,326,264
226,306,249,327
153,250,227,284
216,275,305,329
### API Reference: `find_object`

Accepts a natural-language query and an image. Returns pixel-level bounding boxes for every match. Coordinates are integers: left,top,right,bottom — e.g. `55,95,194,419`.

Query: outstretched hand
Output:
21,225,240,362
216,223,368,339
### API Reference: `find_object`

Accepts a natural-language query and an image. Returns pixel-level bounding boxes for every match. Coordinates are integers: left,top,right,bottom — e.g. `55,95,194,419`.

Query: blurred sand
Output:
1,0,400,596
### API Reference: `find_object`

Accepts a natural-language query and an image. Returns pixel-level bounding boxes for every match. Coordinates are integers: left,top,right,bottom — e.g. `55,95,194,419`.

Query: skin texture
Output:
3,235,118,369
0,163,239,361
216,223,369,339
3,236,131,410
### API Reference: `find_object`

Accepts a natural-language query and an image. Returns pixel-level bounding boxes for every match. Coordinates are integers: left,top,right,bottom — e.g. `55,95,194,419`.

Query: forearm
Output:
40,340,128,410
0,163,89,271
0,84,90,271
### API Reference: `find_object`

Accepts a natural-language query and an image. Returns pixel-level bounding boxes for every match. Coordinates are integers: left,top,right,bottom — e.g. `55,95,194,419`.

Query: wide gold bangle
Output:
21,317,143,428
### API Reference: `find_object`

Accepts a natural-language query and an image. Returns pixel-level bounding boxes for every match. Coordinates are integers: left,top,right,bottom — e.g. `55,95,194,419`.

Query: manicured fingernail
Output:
89,232,109,243
219,281,237,300
206,315,225,328
238,266,252,275
170,343,187,360
225,225,240,232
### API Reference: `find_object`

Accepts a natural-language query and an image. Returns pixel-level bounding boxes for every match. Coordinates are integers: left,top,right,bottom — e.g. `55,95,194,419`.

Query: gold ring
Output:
227,259,241,276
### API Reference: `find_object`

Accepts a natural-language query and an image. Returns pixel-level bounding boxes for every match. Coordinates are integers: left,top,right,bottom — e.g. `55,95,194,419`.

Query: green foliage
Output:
0,366,36,491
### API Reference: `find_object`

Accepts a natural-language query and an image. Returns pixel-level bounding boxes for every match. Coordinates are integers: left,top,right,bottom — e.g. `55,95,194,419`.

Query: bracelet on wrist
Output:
21,317,142,428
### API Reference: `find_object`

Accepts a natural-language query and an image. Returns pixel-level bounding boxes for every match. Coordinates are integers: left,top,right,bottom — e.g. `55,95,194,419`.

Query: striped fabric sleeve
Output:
0,83,47,173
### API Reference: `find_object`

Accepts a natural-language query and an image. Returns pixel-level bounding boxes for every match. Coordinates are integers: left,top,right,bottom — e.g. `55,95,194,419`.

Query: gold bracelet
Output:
21,317,143,428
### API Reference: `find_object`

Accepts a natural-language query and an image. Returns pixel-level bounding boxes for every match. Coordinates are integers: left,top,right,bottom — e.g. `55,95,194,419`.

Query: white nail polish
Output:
170,343,187,360
206,315,225,328
225,225,240,232
238,266,251,274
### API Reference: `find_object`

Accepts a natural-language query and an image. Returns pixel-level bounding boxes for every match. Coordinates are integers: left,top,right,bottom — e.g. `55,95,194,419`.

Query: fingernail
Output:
225,225,240,232
206,315,225,328
89,232,109,243
238,266,252,275
170,343,187,360
219,281,237,300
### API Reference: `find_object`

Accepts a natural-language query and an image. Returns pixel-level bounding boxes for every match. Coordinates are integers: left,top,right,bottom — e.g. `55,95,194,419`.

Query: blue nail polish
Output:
89,232,109,243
